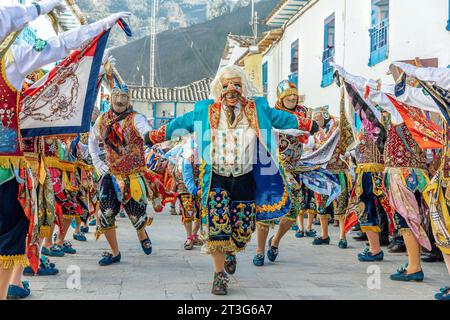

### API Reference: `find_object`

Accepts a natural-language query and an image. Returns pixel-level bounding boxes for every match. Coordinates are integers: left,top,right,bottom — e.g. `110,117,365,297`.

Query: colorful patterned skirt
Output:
347,164,392,233
384,167,432,251
424,179,450,255
0,157,39,272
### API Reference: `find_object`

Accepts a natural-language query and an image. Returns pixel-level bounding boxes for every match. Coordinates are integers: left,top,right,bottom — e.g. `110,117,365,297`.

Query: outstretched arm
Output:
0,0,65,42
7,12,130,90
268,107,318,134
145,111,195,146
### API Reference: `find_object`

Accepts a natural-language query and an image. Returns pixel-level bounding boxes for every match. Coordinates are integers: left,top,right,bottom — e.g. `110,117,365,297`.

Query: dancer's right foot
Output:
211,272,229,295
98,252,121,266
41,244,65,257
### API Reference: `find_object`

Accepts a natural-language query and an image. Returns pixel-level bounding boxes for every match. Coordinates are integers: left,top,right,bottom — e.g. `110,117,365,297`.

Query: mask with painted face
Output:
111,91,130,114
220,77,243,107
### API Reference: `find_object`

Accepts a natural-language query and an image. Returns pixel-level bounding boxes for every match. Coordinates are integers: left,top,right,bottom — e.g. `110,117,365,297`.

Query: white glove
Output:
95,161,110,176
39,0,67,15
104,12,132,30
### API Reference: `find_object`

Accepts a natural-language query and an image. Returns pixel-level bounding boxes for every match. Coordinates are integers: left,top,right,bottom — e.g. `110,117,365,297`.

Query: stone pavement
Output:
26,209,448,300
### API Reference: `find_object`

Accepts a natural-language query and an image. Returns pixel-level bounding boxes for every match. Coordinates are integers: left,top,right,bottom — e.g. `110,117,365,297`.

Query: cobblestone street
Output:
26,208,448,300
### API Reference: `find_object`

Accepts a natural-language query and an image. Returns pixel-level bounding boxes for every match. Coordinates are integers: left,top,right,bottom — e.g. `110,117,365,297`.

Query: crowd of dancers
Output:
1,0,450,301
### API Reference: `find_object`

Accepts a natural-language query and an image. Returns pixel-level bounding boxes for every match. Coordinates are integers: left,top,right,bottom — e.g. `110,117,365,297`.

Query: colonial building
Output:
247,0,450,114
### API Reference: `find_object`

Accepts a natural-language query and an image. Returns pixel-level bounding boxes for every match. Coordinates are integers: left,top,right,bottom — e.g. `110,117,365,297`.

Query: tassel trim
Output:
360,226,381,233
0,254,28,270
256,221,275,230
299,209,317,216
63,214,80,220
207,240,233,254
44,157,76,173
39,225,52,239
145,217,154,227
356,163,385,174
95,225,117,240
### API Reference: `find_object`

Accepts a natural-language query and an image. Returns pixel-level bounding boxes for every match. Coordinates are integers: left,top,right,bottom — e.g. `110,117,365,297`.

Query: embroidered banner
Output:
20,19,131,137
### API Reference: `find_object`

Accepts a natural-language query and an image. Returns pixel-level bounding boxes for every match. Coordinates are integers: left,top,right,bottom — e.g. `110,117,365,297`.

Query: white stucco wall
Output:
264,0,450,115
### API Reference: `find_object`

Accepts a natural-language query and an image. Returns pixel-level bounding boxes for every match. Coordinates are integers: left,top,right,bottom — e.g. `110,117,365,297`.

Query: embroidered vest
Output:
356,129,384,164
211,102,257,177
0,56,22,156
384,123,427,169
99,113,146,175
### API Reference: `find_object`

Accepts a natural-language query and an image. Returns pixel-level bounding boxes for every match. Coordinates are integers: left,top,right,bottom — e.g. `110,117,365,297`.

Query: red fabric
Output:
17,168,39,273
0,59,22,156
344,212,359,235
387,95,443,149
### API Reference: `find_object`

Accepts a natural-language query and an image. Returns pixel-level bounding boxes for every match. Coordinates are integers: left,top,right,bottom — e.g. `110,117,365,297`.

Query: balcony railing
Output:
369,19,389,66
321,47,334,88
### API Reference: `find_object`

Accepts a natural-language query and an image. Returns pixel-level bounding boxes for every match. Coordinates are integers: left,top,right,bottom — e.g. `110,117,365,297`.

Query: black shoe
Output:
388,243,407,253
421,253,444,263
352,225,361,232
211,272,229,295
387,241,398,249
380,238,390,247
352,232,368,241
140,230,152,255
224,252,237,275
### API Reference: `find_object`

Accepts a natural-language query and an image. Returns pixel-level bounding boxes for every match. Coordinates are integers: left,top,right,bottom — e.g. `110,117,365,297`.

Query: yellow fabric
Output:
0,254,28,270
355,163,385,175
207,240,233,253
95,225,117,240
43,157,76,172
39,226,51,239
129,173,143,202
360,226,381,233
39,158,47,185
0,156,21,169
424,181,450,255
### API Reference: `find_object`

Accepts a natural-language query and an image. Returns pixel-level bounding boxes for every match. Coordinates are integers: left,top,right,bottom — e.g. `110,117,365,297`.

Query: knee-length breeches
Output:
179,193,200,224
206,173,256,253
0,179,29,269
97,175,149,235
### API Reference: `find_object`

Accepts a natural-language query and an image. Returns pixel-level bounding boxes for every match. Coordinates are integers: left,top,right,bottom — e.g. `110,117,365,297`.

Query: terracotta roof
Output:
129,78,212,102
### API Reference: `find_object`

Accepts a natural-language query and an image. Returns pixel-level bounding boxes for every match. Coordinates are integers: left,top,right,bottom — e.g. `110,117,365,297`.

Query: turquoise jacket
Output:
150,97,313,221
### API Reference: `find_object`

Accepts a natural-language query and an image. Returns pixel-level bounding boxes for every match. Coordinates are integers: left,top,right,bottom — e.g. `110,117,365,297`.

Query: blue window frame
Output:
321,14,335,88
369,0,389,66
262,62,268,97
447,0,450,30
289,40,299,87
